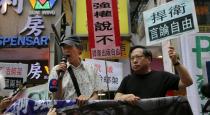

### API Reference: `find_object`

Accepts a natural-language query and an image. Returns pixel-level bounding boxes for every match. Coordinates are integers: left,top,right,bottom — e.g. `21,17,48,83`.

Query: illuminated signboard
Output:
0,15,49,48
0,0,23,15
0,62,28,90
0,60,49,85
0,36,49,48
27,60,49,85
29,0,57,15
29,0,57,10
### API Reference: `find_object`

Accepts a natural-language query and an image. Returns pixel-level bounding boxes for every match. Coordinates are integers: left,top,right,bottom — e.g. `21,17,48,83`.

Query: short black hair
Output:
129,45,153,61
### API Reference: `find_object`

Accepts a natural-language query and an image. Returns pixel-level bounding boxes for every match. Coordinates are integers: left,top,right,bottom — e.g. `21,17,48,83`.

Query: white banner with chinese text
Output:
181,33,210,115
0,62,28,96
85,59,123,91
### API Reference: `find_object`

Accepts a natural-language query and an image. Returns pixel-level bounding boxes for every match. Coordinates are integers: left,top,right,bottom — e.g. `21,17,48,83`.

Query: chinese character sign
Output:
143,0,199,46
26,60,49,85
27,62,42,79
19,15,45,37
86,0,121,59
0,62,28,78
105,61,123,90
85,59,123,91
0,62,28,90
0,0,23,15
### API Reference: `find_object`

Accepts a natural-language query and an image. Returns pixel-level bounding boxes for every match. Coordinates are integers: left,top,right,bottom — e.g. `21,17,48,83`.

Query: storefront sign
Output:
0,0,23,15
29,0,56,10
0,62,28,90
0,15,49,48
29,0,57,15
4,77,23,90
20,15,44,36
0,36,49,48
27,60,49,84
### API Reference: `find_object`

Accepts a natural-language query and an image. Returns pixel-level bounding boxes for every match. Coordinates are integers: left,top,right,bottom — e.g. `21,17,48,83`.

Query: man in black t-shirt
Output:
114,45,193,105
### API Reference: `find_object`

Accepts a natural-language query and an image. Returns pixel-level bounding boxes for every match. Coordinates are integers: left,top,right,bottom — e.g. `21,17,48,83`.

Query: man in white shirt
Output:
48,36,101,106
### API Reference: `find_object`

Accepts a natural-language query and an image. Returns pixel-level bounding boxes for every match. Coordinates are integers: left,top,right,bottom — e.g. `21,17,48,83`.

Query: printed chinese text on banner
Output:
143,0,199,46
85,59,123,91
181,33,210,115
86,0,121,59
0,62,28,96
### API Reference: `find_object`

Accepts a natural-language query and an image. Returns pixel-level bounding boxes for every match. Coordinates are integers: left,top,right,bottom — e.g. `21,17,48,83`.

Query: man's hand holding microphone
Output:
56,56,68,80
50,55,89,107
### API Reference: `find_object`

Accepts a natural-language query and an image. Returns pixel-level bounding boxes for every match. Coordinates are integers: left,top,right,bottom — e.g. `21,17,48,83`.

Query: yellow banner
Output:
75,0,130,36
62,0,72,25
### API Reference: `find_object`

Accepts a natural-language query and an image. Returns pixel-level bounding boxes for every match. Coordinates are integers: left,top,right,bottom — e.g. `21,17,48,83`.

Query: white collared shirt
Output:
48,61,102,99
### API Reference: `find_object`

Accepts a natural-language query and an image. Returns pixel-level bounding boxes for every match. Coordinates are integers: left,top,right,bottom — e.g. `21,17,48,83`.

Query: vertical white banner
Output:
181,33,210,115
85,59,123,91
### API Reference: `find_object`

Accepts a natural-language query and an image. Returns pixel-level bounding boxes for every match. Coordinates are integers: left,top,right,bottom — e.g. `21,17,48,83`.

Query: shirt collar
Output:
67,60,85,69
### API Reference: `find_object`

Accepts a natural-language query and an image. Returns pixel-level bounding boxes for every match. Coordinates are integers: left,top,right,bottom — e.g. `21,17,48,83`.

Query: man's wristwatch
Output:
173,61,180,66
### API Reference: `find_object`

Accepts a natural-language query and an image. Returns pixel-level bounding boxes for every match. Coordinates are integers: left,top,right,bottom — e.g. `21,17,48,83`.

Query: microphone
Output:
49,78,58,108
49,79,58,92
49,55,68,93
58,56,68,79
49,55,68,108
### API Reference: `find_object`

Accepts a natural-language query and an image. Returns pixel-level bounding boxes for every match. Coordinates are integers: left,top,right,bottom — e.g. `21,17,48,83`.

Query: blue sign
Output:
5,98,76,115
0,36,49,48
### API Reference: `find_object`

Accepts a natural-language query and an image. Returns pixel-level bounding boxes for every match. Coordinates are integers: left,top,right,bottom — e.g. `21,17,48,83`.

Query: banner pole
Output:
105,60,110,99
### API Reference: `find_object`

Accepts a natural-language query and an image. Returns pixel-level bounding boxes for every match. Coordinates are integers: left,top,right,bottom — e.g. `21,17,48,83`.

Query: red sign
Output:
86,0,121,59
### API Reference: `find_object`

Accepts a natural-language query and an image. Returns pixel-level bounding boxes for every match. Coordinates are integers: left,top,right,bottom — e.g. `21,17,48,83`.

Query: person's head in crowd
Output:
129,45,152,74
60,36,83,66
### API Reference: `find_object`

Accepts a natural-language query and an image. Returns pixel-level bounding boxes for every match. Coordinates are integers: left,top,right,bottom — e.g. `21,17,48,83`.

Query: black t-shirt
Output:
117,71,180,99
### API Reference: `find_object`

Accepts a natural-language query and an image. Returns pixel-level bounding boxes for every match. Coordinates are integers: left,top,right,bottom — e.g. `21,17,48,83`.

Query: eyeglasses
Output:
130,55,144,61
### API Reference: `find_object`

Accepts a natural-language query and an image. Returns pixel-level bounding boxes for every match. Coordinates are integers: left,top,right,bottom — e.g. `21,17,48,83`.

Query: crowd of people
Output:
0,36,193,114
